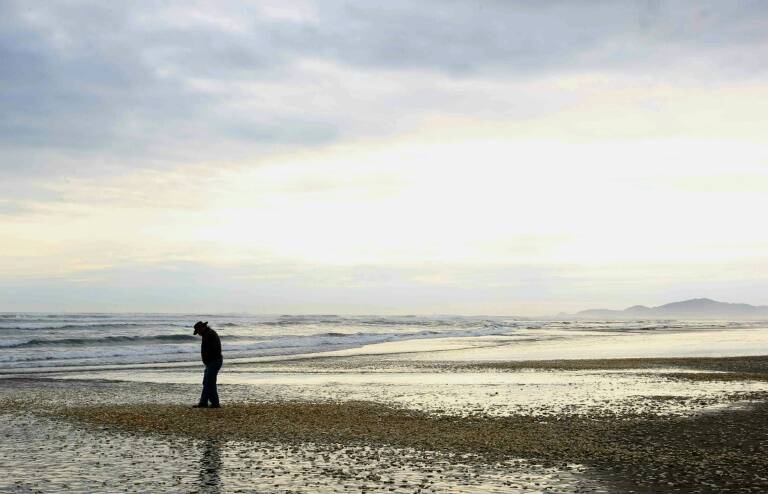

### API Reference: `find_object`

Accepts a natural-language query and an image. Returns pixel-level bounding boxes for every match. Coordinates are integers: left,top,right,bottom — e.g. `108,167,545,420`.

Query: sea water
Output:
1,313,766,373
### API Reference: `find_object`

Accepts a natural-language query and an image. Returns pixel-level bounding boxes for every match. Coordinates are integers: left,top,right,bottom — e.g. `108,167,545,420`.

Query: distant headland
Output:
573,298,768,320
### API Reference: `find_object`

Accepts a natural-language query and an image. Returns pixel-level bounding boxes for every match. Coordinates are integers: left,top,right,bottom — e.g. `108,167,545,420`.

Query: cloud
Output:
1,0,767,183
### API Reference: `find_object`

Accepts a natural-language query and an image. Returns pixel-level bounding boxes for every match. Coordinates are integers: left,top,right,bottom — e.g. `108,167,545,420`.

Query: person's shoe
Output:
192,404,208,408
209,404,221,408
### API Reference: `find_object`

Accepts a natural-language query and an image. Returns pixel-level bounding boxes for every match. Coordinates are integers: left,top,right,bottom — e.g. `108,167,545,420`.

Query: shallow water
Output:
42,365,768,418
403,326,768,361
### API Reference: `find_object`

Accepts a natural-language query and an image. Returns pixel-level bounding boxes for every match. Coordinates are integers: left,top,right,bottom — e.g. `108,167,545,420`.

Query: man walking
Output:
192,321,223,408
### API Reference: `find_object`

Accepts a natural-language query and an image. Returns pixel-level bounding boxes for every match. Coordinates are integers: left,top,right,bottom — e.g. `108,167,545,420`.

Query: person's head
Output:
193,321,209,336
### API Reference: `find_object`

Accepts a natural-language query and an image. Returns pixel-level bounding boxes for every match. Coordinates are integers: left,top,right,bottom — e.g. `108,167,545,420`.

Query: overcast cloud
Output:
3,0,768,176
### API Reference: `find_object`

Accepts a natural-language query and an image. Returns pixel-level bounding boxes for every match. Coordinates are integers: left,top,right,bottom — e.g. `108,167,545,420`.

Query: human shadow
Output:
198,439,222,493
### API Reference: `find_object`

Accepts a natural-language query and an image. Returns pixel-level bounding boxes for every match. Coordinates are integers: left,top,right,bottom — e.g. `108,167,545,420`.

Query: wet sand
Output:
0,410,601,493
464,354,768,373
4,355,768,492
41,399,768,492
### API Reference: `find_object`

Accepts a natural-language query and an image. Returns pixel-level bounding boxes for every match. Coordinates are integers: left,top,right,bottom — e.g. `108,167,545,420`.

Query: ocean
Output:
1,312,765,373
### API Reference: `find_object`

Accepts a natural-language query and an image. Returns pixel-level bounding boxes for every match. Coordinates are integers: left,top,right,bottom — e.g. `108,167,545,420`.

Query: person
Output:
192,321,223,408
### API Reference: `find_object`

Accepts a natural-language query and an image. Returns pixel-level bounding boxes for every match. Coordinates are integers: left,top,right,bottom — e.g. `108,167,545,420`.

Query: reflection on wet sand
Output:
198,439,222,493
0,410,601,492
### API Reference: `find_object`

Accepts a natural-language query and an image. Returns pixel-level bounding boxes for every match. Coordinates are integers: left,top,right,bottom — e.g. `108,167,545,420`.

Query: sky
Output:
1,0,767,315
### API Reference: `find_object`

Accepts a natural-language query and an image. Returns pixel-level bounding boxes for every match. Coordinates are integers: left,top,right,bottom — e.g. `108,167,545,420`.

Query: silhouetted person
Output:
192,321,222,408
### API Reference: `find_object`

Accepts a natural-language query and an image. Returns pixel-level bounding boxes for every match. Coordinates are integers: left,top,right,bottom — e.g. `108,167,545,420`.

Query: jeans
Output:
198,357,223,407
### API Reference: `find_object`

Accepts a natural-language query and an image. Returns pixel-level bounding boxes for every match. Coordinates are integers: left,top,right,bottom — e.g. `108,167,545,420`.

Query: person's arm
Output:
201,335,211,365
213,332,222,358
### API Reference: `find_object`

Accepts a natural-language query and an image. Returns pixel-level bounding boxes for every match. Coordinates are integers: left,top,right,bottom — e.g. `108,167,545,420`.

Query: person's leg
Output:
198,365,211,406
209,359,222,407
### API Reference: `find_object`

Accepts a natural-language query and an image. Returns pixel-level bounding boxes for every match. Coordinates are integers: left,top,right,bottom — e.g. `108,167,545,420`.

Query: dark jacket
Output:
201,328,222,365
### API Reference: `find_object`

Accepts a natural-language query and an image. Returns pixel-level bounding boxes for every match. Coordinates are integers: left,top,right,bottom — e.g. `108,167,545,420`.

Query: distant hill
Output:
576,298,768,320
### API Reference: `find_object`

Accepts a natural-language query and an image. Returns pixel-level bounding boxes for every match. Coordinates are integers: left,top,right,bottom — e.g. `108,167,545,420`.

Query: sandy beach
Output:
4,346,768,492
